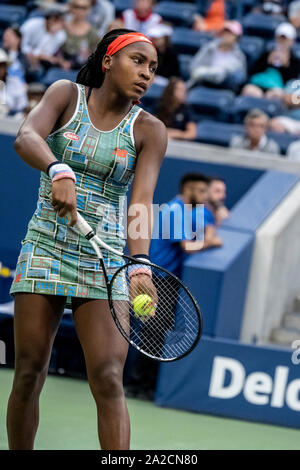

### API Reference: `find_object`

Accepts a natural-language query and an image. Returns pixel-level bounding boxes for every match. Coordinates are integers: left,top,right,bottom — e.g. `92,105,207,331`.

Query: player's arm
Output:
127,113,167,257
14,79,75,171
14,79,78,225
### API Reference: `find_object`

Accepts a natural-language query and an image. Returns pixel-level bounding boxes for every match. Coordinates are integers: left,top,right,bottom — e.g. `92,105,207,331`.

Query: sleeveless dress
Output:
10,83,142,305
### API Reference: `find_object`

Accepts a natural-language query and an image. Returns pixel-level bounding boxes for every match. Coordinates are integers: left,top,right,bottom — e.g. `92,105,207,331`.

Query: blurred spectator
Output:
148,24,180,82
20,9,66,59
286,139,300,159
89,0,115,37
20,9,67,78
268,79,300,134
193,0,225,33
156,77,197,141
0,49,27,117
206,177,230,225
25,82,46,115
2,25,27,83
34,1,68,12
230,109,280,154
188,21,246,92
252,0,286,16
122,0,162,36
288,1,300,35
243,23,300,100
59,0,99,70
125,173,222,400
269,115,300,134
106,18,125,33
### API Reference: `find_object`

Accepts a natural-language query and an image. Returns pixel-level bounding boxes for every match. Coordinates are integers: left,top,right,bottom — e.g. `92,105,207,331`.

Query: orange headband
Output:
102,32,154,72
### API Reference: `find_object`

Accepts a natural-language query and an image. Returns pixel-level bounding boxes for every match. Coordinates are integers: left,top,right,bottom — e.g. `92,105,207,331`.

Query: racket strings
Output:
110,265,200,360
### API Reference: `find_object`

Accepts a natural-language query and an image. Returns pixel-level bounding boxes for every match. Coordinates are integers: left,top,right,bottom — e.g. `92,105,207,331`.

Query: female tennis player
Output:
7,28,167,450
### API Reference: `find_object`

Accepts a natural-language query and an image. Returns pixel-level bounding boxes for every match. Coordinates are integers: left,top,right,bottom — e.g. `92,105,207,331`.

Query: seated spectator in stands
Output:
252,0,286,16
269,114,300,134
59,0,99,70
125,172,222,400
230,109,280,154
122,0,162,36
242,23,300,100
193,0,225,33
20,9,67,79
25,82,46,115
268,80,300,135
288,1,300,36
156,77,197,141
89,0,115,38
0,49,27,117
2,25,27,83
207,177,230,225
148,24,180,83
188,21,247,92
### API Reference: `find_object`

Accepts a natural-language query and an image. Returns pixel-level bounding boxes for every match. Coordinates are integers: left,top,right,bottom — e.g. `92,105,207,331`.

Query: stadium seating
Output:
170,27,213,55
112,0,134,16
231,95,286,123
0,4,27,29
178,53,192,80
42,68,78,88
195,120,298,155
154,1,197,27
242,13,286,39
227,0,258,20
195,120,244,147
187,86,235,121
140,82,167,113
239,35,265,69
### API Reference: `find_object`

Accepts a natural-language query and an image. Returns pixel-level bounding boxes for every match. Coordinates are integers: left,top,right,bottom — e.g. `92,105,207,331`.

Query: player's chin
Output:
131,87,147,100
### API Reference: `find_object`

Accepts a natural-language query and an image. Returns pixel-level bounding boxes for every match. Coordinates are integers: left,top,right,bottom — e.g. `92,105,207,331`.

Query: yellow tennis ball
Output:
133,294,155,317
0,267,10,277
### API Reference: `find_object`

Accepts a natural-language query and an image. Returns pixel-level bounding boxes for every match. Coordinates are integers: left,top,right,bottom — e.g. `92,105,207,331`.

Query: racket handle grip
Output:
75,212,95,239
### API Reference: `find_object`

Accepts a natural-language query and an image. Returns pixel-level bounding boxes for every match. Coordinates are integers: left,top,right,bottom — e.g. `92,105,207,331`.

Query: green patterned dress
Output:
10,83,142,304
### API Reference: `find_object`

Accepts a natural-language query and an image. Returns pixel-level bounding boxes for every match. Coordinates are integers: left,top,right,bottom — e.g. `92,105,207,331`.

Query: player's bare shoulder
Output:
134,109,167,154
42,79,77,109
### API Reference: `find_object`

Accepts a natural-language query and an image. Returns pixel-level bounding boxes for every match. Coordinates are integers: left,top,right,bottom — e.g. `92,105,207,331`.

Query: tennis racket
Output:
74,212,202,362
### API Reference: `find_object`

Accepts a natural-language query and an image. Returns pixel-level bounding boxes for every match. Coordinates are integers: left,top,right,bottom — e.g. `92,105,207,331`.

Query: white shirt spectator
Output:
0,48,27,115
122,9,161,35
0,75,27,115
89,0,115,37
20,17,66,56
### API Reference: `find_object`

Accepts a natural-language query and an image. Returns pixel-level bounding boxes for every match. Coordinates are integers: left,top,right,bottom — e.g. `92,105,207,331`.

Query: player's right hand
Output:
51,179,77,226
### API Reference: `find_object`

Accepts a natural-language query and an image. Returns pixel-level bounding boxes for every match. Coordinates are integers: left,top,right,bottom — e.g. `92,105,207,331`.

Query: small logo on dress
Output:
114,148,128,159
15,273,21,283
63,132,80,141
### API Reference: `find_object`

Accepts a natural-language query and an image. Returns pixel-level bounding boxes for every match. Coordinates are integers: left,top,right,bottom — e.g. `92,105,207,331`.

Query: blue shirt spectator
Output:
150,173,222,277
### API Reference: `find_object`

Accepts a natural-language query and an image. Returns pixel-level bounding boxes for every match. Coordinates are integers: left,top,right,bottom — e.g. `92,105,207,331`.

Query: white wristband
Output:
49,163,75,181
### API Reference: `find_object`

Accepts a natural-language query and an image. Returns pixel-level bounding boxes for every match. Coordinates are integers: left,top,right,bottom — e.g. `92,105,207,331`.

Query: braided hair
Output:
76,28,136,88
